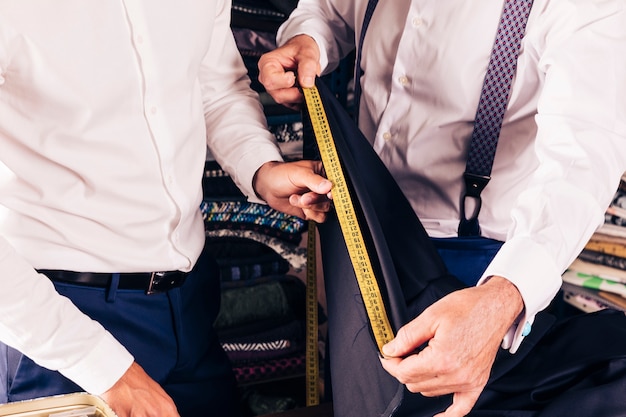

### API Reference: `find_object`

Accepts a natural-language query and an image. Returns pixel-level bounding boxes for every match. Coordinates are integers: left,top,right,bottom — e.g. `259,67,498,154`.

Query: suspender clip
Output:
462,172,490,199
458,173,491,236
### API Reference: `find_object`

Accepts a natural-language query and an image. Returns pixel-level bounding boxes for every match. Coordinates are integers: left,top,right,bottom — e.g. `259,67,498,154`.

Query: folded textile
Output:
220,318,305,363
214,278,306,330
218,274,304,290
201,201,307,233
205,236,283,258
218,257,290,283
205,221,303,245
202,161,247,201
240,388,298,416
270,121,304,161
231,0,288,33
232,351,306,386
206,229,307,272
232,26,276,58
205,236,292,282
201,200,307,244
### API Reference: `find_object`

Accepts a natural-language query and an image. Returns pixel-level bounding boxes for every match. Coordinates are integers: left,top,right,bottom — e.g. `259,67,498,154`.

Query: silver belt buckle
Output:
146,271,167,295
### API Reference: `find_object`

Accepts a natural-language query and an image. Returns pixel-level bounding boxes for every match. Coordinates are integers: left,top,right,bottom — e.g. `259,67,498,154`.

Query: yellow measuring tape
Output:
305,221,319,406
302,86,395,355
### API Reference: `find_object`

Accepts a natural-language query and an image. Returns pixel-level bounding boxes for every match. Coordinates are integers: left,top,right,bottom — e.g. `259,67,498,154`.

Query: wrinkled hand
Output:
253,160,332,222
380,277,523,417
258,34,321,110
100,362,179,417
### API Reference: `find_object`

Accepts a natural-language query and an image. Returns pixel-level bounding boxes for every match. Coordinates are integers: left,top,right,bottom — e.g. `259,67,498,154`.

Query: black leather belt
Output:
39,269,188,295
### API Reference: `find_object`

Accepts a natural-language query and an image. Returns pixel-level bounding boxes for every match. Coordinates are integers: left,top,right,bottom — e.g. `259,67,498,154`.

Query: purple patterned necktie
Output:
459,0,534,236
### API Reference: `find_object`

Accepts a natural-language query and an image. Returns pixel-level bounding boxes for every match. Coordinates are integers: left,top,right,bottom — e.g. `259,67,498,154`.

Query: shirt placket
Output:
119,0,192,268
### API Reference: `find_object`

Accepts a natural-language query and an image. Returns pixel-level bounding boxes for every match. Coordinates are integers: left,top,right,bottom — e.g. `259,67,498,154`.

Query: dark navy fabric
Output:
432,236,504,286
306,77,626,417
0,249,239,417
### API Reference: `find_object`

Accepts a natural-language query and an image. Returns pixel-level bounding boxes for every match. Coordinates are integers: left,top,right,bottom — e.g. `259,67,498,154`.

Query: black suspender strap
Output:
353,0,533,237
459,0,534,236
353,0,379,123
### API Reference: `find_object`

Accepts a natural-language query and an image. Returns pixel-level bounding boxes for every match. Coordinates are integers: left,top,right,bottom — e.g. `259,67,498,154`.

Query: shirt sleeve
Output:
200,0,284,204
276,0,359,73
481,3,626,352
0,237,134,394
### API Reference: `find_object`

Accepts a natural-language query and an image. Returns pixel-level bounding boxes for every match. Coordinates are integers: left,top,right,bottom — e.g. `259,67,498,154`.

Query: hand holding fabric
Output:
100,362,179,417
253,160,332,222
257,34,321,110
380,276,523,417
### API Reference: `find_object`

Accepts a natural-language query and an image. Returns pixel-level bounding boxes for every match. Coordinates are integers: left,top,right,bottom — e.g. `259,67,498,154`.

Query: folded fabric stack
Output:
205,2,349,413
563,172,626,313
201,157,324,416
215,277,309,385
201,165,313,374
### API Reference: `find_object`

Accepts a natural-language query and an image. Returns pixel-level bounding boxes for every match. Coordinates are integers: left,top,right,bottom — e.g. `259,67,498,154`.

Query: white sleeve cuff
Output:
478,236,562,353
59,331,134,395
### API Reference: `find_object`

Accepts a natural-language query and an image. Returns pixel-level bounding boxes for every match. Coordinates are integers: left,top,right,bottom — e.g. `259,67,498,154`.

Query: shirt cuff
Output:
59,331,134,395
478,236,562,353
234,149,284,205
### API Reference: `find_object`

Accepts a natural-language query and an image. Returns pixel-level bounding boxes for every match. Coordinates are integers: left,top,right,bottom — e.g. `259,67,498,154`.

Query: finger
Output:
288,168,333,196
380,348,439,387
256,59,302,105
379,355,403,375
296,59,321,88
267,87,305,108
258,59,296,90
301,208,327,223
434,390,481,417
382,313,434,358
290,195,331,212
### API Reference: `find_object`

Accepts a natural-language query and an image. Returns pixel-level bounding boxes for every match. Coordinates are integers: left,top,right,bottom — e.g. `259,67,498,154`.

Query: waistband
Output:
38,269,188,295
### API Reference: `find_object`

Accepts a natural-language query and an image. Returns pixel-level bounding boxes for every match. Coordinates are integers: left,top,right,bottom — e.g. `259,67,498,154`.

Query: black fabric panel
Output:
305,78,465,417
305,78,626,417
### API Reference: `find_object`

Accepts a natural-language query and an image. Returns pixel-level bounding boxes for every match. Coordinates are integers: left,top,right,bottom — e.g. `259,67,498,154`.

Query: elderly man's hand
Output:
380,276,524,417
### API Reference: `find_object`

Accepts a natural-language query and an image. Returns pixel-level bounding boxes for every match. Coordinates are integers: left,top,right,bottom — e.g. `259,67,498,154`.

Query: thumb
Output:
294,48,321,88
288,162,332,194
308,177,333,194
382,317,432,358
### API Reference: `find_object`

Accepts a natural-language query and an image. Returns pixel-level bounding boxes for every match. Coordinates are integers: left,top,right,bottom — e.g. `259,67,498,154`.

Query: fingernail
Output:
382,342,396,357
301,76,314,87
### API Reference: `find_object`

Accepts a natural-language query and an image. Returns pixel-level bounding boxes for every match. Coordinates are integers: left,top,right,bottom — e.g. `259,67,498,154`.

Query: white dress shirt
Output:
0,0,283,394
278,0,626,351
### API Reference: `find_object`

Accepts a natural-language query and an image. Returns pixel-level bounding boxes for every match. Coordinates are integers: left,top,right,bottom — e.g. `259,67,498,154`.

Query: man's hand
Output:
380,276,524,417
100,362,179,417
258,34,321,110
253,160,332,222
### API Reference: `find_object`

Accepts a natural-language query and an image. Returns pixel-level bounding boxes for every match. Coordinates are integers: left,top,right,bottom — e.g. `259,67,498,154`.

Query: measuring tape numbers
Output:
305,220,320,406
302,86,395,354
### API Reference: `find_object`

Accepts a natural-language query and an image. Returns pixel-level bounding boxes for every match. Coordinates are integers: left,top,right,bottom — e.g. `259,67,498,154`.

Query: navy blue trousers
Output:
0,252,239,417
432,236,503,286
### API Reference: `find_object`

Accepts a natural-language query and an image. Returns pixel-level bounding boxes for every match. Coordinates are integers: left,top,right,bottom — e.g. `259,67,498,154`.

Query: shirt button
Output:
412,17,424,27
398,75,409,86
150,106,157,115
382,132,392,141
